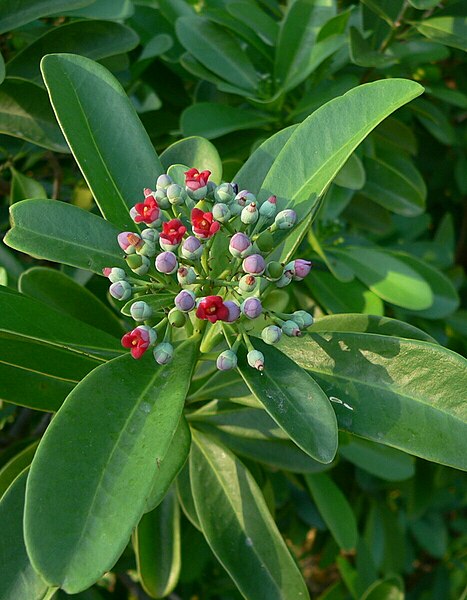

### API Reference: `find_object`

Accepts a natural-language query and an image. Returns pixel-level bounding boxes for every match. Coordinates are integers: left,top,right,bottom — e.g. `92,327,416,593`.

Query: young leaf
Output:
416,16,467,52
237,339,338,464
24,337,200,593
41,54,163,230
135,488,181,598
9,167,46,203
278,332,467,470
160,136,222,184
5,199,127,274
190,431,310,599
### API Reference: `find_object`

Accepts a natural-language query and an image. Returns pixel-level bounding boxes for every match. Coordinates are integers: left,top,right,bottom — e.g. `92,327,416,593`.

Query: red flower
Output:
196,296,230,323
191,208,220,239
185,168,211,191
132,195,160,225
160,219,187,246
121,326,155,359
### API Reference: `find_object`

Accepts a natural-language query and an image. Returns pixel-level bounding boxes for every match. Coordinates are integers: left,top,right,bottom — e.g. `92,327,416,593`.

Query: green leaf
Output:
19,267,124,337
9,167,46,204
0,51,4,85
25,337,199,593
0,441,38,500
275,0,336,91
176,462,200,530
408,0,439,8
7,21,139,85
5,199,127,274
416,16,467,52
306,271,384,316
309,313,436,344
160,136,222,184
121,293,174,318
349,27,396,68
0,469,49,600
0,79,68,153
180,53,251,98
176,17,260,94
41,54,163,230
339,436,415,481
135,488,181,599
0,0,92,33
334,153,366,190
305,472,358,550
190,431,309,599
390,252,460,319
277,332,467,470
144,417,191,514
237,339,338,464
0,287,121,357
59,0,134,19
361,578,404,600
412,98,455,146
0,333,100,412
181,103,274,140
227,1,279,46
331,247,433,310
361,154,426,216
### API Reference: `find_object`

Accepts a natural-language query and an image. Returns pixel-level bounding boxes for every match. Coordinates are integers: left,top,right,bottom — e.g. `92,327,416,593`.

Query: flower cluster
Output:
104,168,313,370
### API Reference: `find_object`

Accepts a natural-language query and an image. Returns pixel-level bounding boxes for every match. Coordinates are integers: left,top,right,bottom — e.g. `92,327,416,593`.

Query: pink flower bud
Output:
224,300,241,322
242,254,266,276
241,297,262,319
229,232,252,258
155,251,178,274
293,259,312,281
175,290,196,312
118,232,143,254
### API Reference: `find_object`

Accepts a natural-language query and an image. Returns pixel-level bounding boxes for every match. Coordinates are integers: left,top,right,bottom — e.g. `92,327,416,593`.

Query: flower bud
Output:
181,236,203,260
177,265,197,286
109,280,132,301
254,230,274,253
118,232,143,254
214,182,235,204
247,349,264,371
274,209,297,230
275,270,293,288
168,307,187,327
265,261,283,281
141,228,159,243
292,259,312,281
241,202,259,225
241,297,262,319
155,251,178,275
224,300,241,322
130,301,153,321
292,310,314,329
206,180,217,200
167,183,187,206
175,289,196,312
156,174,173,191
102,267,127,283
282,320,301,337
243,254,266,276
259,195,277,219
239,274,257,293
212,202,231,223
153,342,174,365
261,325,282,345
155,189,170,209
126,253,150,275
229,232,252,258
217,349,238,371
235,190,255,206
137,240,156,257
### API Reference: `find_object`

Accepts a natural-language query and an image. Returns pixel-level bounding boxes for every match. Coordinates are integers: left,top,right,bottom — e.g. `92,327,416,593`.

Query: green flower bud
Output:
265,261,283,281
247,349,264,371
177,265,197,286
126,253,150,275
130,301,153,321
239,274,257,293
259,195,277,219
212,202,231,223
141,228,159,243
254,229,274,253
292,310,314,329
275,270,293,288
282,320,301,337
261,325,282,345
274,209,297,230
217,349,238,371
155,189,170,209
214,182,235,204
153,342,174,365
241,202,259,225
156,174,173,191
136,240,156,258
168,307,187,328
167,183,187,206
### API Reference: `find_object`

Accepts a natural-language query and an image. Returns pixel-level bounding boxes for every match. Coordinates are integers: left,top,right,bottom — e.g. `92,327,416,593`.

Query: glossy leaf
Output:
5,199,127,274
0,0,92,33
25,337,199,593
0,470,49,600
278,332,467,470
305,472,358,550
160,136,222,184
176,462,200,530
190,431,310,600
237,339,338,464
0,51,4,85
0,79,68,152
7,21,139,85
416,16,467,52
349,27,396,68
331,247,433,310
41,54,163,230
135,489,181,599
59,0,134,19
19,267,124,337
227,1,279,46
176,17,260,94
181,103,274,140
9,167,46,204
334,153,366,190
0,441,38,499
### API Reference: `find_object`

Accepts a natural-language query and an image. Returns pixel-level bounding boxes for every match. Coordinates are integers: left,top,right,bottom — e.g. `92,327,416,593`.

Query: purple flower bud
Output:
155,251,178,274
293,259,312,281
224,300,241,322
181,236,203,260
177,265,197,286
241,202,259,225
235,190,255,206
153,342,174,365
229,232,252,258
109,280,132,301
261,325,282,345
130,301,153,321
217,349,238,371
282,320,301,337
274,209,297,230
241,297,262,319
242,254,266,276
118,232,143,254
175,289,196,312
103,267,127,283
247,349,264,371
